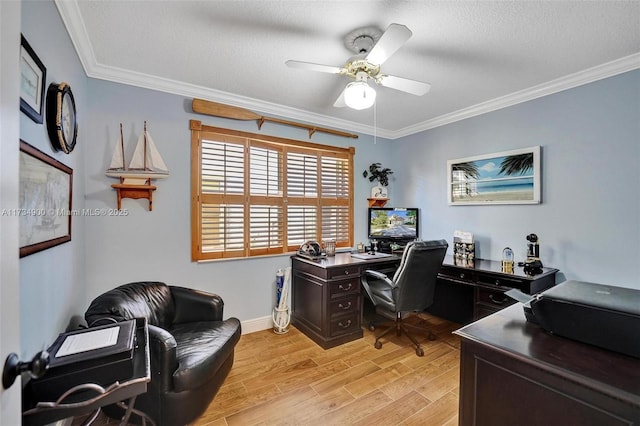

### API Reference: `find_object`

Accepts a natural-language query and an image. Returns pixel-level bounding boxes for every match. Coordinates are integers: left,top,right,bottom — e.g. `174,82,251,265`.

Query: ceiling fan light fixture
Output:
344,81,376,110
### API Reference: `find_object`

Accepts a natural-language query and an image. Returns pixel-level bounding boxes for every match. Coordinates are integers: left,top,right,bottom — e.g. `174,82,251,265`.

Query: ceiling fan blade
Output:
285,60,344,74
333,88,347,108
377,75,431,96
365,23,412,65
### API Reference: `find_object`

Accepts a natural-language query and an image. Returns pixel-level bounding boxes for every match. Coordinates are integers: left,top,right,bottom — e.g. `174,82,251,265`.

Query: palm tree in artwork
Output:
451,162,479,197
499,153,533,176
452,162,479,180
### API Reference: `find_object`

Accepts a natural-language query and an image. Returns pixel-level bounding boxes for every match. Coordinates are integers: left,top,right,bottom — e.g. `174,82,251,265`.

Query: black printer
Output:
507,280,640,359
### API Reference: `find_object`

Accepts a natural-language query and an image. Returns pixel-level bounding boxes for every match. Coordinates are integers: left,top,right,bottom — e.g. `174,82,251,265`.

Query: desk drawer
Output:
330,312,360,336
329,278,360,297
440,266,474,282
328,266,359,279
329,295,359,318
477,287,513,307
477,273,523,290
475,287,515,319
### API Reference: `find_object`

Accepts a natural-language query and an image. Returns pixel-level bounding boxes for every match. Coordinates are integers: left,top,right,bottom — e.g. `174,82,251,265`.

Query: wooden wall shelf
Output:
367,198,389,207
112,178,156,211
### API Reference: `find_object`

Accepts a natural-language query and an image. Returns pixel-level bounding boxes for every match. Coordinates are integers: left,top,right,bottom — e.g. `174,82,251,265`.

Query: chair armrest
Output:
148,324,178,393
363,269,388,280
362,269,396,287
361,269,396,306
170,286,224,324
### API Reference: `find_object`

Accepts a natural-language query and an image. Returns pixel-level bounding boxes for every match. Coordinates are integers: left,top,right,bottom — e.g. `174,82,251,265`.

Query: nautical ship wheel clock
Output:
46,82,77,154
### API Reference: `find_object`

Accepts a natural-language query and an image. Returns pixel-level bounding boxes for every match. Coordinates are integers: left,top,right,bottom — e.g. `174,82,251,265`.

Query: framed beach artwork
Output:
447,146,541,205
20,35,47,123
19,140,73,257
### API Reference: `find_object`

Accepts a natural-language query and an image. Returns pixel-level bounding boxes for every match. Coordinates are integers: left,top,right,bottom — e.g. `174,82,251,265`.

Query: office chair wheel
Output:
428,332,436,341
368,323,376,332
416,347,424,357
374,341,383,350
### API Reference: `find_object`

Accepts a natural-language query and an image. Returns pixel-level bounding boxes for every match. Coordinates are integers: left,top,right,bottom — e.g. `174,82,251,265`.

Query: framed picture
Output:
447,146,541,205
19,140,73,257
20,35,47,123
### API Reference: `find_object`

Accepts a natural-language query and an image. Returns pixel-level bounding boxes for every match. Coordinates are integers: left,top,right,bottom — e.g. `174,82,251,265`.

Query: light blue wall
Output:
18,0,393,355
393,70,640,289
1,1,23,422
20,0,88,357
16,0,639,360
83,79,394,321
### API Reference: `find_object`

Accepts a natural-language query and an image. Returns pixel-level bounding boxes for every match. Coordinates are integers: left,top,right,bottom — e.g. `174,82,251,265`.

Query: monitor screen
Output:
368,207,419,241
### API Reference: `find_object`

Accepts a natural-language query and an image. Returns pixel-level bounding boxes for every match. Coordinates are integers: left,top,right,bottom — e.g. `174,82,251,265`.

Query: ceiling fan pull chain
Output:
373,101,377,145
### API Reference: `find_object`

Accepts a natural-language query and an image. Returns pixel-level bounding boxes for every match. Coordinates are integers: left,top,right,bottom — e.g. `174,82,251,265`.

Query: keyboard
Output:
350,252,394,260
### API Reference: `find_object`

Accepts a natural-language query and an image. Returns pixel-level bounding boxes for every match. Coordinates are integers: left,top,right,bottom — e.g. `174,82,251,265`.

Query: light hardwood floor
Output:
86,313,462,426
195,313,461,426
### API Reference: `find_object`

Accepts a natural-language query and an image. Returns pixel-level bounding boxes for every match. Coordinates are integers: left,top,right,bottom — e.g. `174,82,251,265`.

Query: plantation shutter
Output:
286,150,318,250
199,135,245,258
321,155,350,246
249,142,284,255
191,120,354,261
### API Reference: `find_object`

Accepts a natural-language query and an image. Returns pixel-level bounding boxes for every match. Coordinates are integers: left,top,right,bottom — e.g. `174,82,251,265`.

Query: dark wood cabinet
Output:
291,254,399,349
455,304,640,425
291,254,559,348
429,256,558,323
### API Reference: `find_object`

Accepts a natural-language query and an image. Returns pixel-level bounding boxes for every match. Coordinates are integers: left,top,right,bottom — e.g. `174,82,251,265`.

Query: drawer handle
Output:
489,294,508,305
338,301,352,310
338,283,352,291
344,270,350,275
460,273,465,279
495,279,502,286
338,319,352,329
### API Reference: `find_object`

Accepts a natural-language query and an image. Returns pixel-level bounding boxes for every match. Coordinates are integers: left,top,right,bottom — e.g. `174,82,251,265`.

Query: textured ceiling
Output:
56,1,640,139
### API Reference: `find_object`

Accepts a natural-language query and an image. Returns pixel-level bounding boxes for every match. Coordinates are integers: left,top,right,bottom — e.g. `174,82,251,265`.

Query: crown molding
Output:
54,0,97,72
391,53,640,139
55,1,383,138
56,0,639,141
88,61,388,138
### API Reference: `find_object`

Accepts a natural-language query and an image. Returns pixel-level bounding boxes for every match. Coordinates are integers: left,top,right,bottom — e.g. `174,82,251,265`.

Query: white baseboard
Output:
240,315,273,334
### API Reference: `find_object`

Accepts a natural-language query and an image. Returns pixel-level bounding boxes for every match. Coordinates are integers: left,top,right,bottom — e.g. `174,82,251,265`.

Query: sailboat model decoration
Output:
106,122,169,211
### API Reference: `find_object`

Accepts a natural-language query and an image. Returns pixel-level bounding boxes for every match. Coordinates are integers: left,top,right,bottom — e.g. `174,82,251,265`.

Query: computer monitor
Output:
367,207,419,242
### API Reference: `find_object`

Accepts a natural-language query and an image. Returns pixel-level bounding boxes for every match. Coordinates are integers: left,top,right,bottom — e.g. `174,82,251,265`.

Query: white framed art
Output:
447,146,541,205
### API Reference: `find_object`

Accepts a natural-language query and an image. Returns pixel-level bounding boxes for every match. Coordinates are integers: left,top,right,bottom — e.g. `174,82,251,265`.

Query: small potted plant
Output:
363,162,393,198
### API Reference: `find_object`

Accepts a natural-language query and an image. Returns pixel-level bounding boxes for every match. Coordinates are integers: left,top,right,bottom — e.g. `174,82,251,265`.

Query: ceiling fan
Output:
286,23,431,110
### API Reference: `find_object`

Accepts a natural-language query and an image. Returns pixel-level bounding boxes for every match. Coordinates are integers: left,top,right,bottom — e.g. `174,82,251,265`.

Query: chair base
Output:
369,312,436,357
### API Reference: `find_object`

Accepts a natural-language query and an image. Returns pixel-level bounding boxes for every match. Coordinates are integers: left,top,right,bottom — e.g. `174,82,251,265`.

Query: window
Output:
190,120,354,261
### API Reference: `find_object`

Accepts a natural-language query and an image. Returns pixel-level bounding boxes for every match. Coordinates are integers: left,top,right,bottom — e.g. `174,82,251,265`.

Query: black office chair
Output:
361,239,448,356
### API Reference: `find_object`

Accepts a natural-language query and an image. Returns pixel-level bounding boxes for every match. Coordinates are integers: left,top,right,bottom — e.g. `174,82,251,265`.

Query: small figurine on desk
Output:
502,247,514,273
520,233,543,274
453,230,475,268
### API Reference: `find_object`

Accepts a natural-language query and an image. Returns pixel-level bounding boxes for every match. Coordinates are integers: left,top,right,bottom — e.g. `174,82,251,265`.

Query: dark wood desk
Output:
455,304,640,425
291,253,400,349
430,255,558,324
290,253,558,349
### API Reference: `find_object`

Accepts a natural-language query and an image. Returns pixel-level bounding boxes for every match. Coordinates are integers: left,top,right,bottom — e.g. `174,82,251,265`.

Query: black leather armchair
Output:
361,240,448,356
84,281,241,426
